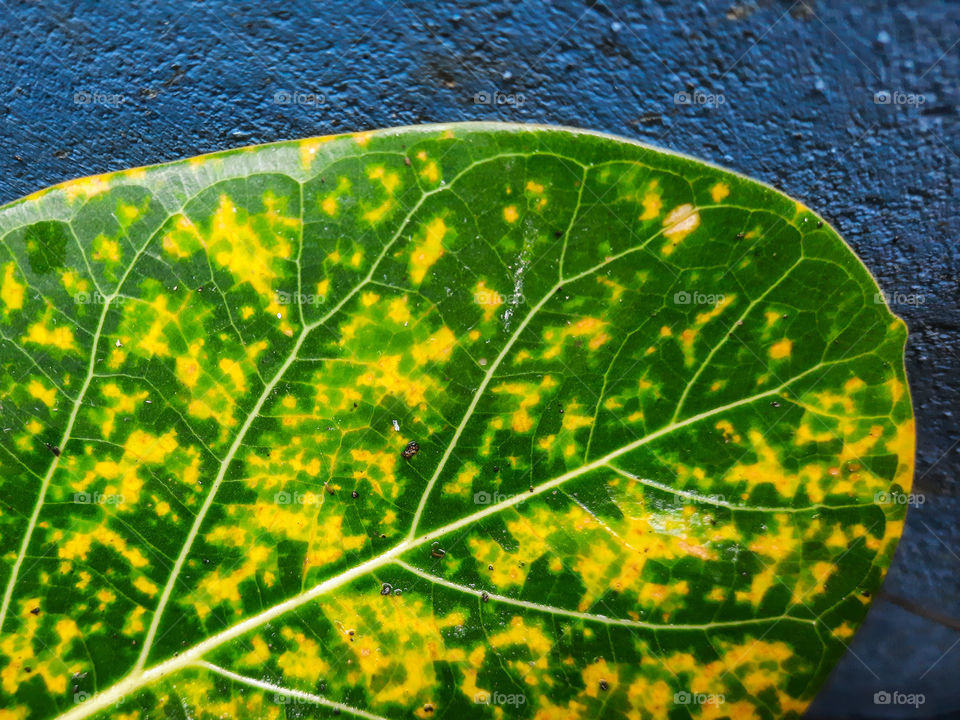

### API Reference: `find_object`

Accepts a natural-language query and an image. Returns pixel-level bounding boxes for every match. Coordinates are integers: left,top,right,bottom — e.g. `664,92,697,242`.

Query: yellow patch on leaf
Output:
661,203,700,254
409,217,448,285
1,263,24,311
710,182,730,202
770,338,793,359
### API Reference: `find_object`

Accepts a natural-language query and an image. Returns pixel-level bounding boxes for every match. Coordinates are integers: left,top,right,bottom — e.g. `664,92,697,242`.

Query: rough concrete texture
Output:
0,1,957,717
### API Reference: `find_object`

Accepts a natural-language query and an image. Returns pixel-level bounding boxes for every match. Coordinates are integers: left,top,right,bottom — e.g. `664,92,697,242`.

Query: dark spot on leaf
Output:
29,607,39,615
24,221,70,275
45,443,60,457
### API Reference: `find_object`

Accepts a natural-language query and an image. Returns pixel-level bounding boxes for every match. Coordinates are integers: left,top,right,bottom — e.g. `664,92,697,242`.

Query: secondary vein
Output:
393,560,815,631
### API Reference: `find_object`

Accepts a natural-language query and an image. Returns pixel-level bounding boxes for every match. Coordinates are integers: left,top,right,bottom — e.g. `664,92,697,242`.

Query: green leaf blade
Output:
0,123,913,720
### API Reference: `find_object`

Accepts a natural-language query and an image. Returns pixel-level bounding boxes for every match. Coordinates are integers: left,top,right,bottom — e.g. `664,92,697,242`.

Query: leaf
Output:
0,123,913,720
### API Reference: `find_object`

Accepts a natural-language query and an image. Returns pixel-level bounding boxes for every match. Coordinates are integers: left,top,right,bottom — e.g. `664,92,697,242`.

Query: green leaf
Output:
0,123,914,720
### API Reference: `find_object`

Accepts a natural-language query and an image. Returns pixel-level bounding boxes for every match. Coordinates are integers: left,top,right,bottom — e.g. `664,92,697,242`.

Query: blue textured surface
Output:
1,1,957,717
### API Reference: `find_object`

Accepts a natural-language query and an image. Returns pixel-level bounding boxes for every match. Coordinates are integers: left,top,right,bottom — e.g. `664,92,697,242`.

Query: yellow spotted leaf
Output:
0,124,913,720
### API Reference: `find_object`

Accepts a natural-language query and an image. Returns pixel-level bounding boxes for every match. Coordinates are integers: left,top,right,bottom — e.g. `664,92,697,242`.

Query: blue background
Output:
1,1,957,717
